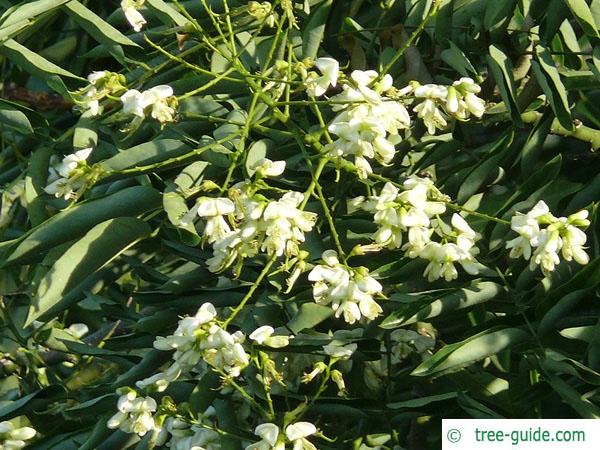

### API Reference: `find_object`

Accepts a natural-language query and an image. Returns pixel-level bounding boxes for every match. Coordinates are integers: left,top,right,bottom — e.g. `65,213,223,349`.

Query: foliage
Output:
0,0,599,449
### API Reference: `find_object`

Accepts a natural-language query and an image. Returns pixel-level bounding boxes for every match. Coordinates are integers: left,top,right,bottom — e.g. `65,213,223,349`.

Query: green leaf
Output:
174,161,209,191
457,392,505,418
412,328,529,378
163,191,201,245
440,41,478,78
0,39,83,81
487,45,522,126
287,303,334,334
520,110,553,172
531,45,573,130
146,0,190,26
65,1,139,48
564,0,600,39
302,0,332,59
73,110,98,150
0,102,33,134
484,0,517,30
3,186,161,266
381,281,504,328
99,139,192,172
27,217,151,324
387,392,458,409
538,287,594,337
546,375,600,418
0,0,71,29
245,138,271,176
456,131,513,203
560,325,596,342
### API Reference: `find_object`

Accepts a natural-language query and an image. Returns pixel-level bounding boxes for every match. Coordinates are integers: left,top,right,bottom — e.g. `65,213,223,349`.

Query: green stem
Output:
222,256,277,327
378,2,439,79
521,111,600,151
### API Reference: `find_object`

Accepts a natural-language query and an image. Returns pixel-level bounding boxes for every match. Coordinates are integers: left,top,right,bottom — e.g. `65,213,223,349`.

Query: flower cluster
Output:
408,77,486,134
44,148,98,200
0,421,36,450
74,71,125,116
155,408,221,450
137,303,249,392
121,0,146,32
419,213,480,282
308,250,383,324
350,177,481,281
326,69,410,178
349,177,447,251
187,178,316,273
506,200,590,275
107,390,157,436
121,84,177,125
246,422,318,450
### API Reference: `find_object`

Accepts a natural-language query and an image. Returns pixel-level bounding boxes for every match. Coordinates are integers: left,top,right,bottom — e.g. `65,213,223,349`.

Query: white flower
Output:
55,148,93,178
121,85,175,123
201,325,249,377
67,323,89,339
246,423,283,450
305,57,339,97
121,0,146,32
309,251,383,324
530,229,562,276
252,158,286,177
107,391,157,436
0,421,36,450
285,422,317,450
44,148,94,200
323,341,357,359
561,224,589,265
250,326,290,348
121,89,145,117
413,84,448,135
451,77,485,118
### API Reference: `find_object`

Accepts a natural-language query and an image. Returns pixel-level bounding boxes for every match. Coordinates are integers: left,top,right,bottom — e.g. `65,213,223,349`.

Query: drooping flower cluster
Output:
246,422,318,450
121,0,146,32
121,84,177,125
155,408,221,450
350,177,481,281
506,200,590,276
107,390,158,436
74,71,125,116
136,303,249,392
349,177,447,251
308,250,383,324
186,178,317,273
44,148,98,200
325,70,410,178
420,213,480,282
0,421,36,449
407,77,486,134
